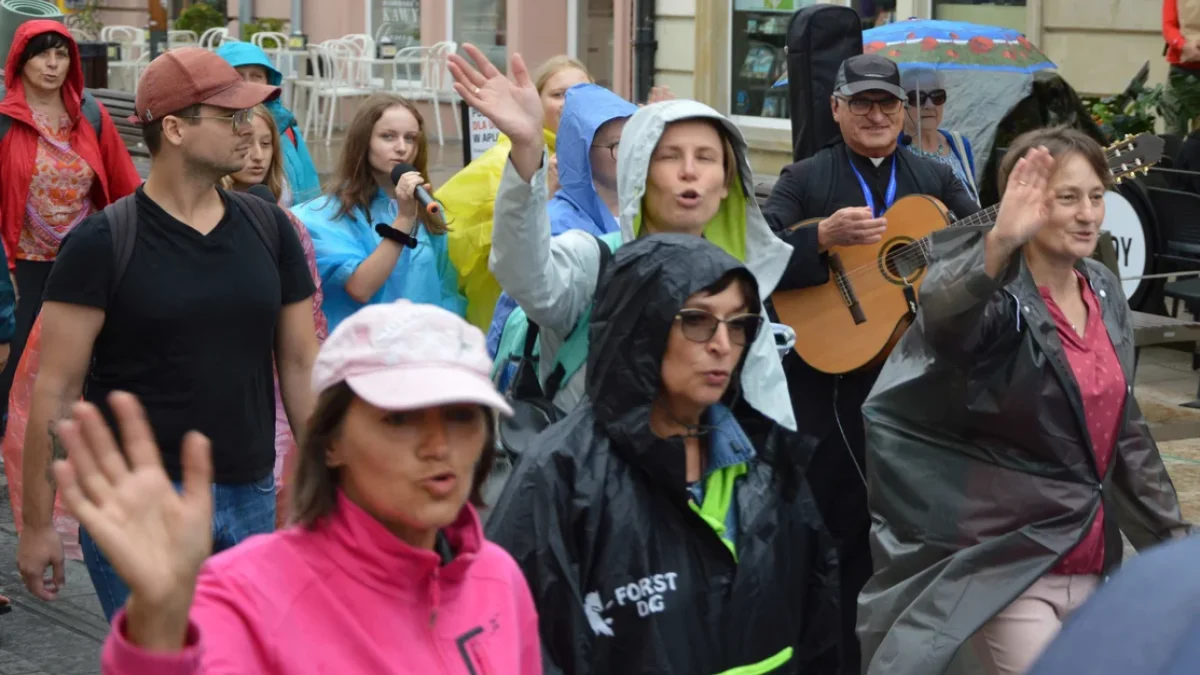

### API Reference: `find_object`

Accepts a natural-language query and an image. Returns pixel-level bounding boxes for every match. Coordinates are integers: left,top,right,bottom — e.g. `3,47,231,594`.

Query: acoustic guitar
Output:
770,133,1165,375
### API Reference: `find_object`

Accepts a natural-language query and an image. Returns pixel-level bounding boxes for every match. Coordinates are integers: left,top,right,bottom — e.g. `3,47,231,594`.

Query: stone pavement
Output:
0,474,104,675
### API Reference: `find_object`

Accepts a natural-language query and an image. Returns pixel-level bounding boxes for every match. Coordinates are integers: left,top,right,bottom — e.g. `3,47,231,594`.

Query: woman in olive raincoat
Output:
859,127,1194,675
487,233,839,675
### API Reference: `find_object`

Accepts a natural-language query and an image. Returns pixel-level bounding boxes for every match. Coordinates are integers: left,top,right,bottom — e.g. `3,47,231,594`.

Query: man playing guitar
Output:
761,54,980,674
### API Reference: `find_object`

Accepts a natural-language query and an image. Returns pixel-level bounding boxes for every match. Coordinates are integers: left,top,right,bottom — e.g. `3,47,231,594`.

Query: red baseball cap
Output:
130,47,281,125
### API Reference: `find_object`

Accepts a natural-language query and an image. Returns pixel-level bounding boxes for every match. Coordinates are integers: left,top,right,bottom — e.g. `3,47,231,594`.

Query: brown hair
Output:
326,94,445,234
533,55,591,94
220,105,285,199
998,126,1113,197
289,383,497,528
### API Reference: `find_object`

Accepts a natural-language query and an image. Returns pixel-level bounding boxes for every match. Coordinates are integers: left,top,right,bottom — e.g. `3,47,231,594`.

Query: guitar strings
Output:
795,142,1151,327
819,141,1145,286
825,203,1001,287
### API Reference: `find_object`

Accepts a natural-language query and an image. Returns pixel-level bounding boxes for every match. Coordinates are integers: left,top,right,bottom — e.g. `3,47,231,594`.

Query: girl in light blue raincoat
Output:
217,42,322,205
292,94,464,331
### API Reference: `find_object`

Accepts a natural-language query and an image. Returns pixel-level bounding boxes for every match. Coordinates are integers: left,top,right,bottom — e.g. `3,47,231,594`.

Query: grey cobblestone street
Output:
0,471,104,675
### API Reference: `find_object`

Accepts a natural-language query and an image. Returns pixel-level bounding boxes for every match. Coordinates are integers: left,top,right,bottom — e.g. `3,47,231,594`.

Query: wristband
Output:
375,223,418,249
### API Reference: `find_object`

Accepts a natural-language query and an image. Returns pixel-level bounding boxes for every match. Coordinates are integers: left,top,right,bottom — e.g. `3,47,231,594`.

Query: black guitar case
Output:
785,4,865,162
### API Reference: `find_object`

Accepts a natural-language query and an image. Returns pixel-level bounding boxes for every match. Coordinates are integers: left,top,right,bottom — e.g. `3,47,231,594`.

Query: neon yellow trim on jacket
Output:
712,647,794,675
437,128,558,330
687,462,748,562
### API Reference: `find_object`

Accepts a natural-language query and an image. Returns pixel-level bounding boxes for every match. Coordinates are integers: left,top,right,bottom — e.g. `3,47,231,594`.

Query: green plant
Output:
65,0,104,41
174,2,227,36
1089,83,1165,143
241,17,287,42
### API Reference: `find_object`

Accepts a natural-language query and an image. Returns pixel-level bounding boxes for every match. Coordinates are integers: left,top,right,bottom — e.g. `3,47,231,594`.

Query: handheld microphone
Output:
390,163,441,216
246,184,278,204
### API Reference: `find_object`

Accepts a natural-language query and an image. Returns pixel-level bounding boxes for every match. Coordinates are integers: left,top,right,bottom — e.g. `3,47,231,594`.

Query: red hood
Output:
0,20,82,124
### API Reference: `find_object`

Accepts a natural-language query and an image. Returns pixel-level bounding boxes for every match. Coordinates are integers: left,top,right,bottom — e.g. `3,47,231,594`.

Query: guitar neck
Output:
949,203,1000,230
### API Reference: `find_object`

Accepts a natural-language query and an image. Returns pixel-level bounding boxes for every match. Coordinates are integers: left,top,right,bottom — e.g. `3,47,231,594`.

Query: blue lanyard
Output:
847,148,898,218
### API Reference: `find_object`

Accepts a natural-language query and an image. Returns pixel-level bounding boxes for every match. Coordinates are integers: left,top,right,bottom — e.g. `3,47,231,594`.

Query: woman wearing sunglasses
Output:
900,68,979,205
487,234,838,675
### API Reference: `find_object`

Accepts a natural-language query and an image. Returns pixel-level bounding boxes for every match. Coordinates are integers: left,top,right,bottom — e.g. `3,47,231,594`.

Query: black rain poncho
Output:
859,227,1194,675
486,234,839,675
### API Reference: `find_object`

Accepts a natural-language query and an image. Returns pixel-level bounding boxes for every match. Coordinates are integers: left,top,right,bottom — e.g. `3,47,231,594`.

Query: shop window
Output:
731,1,811,119
454,0,508,72
933,1,1027,33
373,0,420,47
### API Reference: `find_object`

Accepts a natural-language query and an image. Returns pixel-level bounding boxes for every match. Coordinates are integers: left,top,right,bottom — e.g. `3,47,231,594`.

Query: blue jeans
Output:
81,474,276,622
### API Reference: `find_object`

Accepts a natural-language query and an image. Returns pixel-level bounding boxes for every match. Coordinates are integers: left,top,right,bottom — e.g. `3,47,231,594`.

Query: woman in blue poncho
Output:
291,94,464,330
217,42,322,205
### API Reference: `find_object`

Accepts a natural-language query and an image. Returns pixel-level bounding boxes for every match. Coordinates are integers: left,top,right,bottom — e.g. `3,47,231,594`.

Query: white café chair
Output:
168,30,198,49
340,33,377,87
302,41,375,145
393,41,459,145
199,27,233,50
102,26,145,92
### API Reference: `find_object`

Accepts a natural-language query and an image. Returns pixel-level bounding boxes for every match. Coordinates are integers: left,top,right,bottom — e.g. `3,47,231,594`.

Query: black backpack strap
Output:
522,320,540,362
592,232,614,281
103,195,139,301
80,91,103,140
0,114,10,143
226,190,281,264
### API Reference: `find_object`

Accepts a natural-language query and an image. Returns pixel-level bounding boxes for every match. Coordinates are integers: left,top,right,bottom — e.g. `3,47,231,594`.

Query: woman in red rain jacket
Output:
0,20,141,610
0,21,140,419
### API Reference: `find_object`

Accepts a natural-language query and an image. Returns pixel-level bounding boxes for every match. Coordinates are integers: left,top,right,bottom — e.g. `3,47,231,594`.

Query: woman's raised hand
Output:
53,392,213,650
992,146,1055,248
448,44,544,148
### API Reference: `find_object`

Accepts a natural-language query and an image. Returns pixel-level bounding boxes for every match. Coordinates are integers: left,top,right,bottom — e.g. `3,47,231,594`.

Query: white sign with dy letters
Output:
467,107,501,162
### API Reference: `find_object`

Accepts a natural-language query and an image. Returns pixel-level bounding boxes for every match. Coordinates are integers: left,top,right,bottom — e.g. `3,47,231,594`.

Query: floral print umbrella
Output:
773,18,1055,87
863,18,1056,72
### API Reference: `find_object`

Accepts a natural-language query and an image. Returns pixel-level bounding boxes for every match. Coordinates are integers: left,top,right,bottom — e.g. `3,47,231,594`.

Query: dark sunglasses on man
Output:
906,89,947,107
675,309,764,346
838,96,904,116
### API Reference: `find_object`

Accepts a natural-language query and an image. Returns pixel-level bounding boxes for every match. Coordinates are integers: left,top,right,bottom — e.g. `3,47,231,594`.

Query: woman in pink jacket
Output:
49,300,541,674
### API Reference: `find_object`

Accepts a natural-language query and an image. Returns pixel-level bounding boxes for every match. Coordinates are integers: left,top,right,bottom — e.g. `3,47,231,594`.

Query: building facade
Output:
656,0,1167,174
90,0,1164,174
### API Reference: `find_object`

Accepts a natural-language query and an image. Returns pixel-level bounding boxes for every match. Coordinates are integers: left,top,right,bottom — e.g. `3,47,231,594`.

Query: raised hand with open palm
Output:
448,44,546,182
984,146,1056,278
52,392,213,650
448,44,543,147
993,146,1056,247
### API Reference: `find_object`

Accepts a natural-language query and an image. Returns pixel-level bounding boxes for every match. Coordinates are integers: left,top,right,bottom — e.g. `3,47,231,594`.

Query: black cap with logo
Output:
834,54,907,100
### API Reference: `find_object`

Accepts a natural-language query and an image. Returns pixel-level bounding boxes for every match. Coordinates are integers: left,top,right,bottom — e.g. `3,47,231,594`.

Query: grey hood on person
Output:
614,99,796,430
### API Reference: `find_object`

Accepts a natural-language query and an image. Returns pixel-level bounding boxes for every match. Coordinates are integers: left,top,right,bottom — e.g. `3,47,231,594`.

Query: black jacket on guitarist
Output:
758,53,981,675
763,141,981,470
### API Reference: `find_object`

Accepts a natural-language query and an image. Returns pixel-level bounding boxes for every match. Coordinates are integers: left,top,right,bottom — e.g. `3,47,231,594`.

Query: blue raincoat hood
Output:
217,42,322,204
217,43,288,122
547,84,637,237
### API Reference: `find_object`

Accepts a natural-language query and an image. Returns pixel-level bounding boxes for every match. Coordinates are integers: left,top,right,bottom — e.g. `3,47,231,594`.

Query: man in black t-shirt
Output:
762,54,981,674
16,48,319,621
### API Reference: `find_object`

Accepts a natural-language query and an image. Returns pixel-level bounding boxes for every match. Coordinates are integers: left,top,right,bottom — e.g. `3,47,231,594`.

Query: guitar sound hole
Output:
883,240,925,283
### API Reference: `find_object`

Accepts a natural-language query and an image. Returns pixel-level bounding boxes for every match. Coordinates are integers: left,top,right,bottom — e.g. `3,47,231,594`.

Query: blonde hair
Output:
533,55,591,94
221,105,285,200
